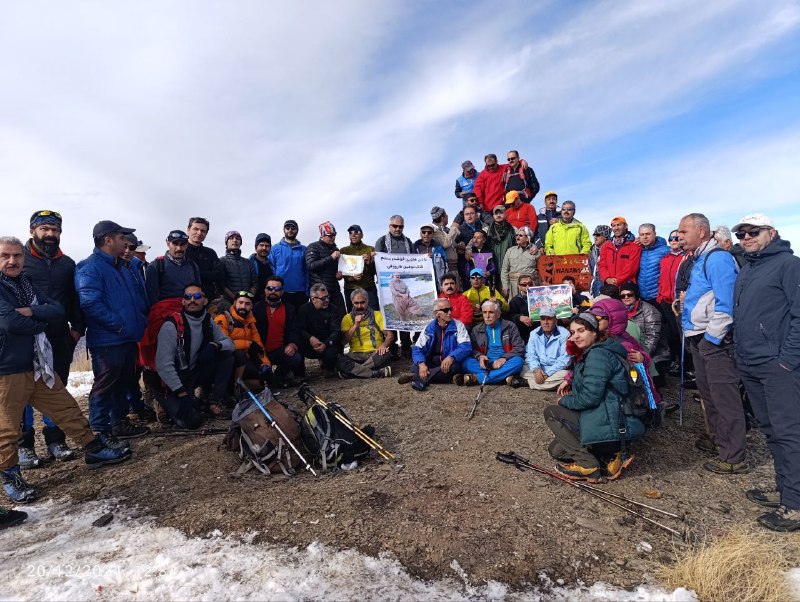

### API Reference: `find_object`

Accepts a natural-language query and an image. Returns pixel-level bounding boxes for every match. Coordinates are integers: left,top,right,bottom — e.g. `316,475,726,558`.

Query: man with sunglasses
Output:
657,230,686,376
398,299,471,391
296,284,343,378
501,150,540,203
732,214,800,532
340,225,378,312
18,210,85,465
253,276,304,387
156,283,234,427
269,220,308,310
464,268,509,325
679,212,747,476
375,215,415,357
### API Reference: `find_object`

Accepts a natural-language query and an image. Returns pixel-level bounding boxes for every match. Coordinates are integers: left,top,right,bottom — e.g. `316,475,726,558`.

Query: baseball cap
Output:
544,191,557,198
347,224,363,233
255,233,271,246
469,268,485,277
167,230,189,243
92,220,135,238
284,220,299,229
732,213,775,232
538,307,556,318
493,205,506,214
135,240,150,253
420,224,435,232
505,190,521,205
123,233,138,246
461,160,474,170
610,216,627,226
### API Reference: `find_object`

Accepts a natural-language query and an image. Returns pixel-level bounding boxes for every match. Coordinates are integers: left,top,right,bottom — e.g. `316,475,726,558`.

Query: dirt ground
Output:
25,358,790,590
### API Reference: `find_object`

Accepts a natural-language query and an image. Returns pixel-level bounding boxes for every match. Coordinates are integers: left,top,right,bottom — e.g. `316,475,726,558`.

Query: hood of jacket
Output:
591,297,628,337
742,237,793,264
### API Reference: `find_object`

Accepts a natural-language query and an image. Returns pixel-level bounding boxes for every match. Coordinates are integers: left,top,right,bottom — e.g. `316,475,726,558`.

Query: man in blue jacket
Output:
399,298,471,391
75,220,150,442
733,213,800,532
637,223,669,304
679,212,747,475
269,219,308,310
514,307,572,390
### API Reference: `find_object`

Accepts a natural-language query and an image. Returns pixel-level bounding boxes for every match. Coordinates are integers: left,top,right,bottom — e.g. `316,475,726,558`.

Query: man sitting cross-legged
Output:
337,288,395,379
457,299,525,385
510,306,572,390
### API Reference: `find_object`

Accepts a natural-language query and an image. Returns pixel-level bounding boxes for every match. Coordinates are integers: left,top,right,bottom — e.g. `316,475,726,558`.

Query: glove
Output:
198,342,218,366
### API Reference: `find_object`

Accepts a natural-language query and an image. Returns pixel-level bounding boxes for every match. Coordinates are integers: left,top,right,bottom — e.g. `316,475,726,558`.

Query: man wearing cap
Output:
501,227,540,299
474,154,508,212
133,240,150,267
598,217,642,286
536,192,561,248
544,200,591,256
590,225,612,296
305,222,345,318
463,267,509,325
123,233,146,284
414,224,448,289
76,220,150,441
19,210,85,465
732,214,800,531
501,150,540,202
185,217,225,304
455,160,479,200
512,307,571,390
486,205,516,285
269,220,308,310
504,191,538,231
249,233,273,302
430,207,461,284
340,225,378,312
144,230,200,307
678,212,747,475
657,229,686,375
458,298,524,386
220,231,257,308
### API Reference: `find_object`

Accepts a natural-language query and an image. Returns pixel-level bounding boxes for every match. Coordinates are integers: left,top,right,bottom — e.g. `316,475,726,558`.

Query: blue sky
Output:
1,0,799,258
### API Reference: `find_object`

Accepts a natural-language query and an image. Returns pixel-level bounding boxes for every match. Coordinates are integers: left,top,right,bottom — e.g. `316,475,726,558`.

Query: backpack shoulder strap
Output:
702,246,729,280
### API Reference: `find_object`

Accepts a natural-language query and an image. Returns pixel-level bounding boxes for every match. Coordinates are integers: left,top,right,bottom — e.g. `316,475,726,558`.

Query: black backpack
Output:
299,401,372,471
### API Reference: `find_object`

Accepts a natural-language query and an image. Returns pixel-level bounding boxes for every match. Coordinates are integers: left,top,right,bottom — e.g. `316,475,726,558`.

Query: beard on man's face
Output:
34,232,60,254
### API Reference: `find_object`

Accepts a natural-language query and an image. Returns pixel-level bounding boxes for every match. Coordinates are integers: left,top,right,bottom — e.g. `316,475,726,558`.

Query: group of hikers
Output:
1,150,798,535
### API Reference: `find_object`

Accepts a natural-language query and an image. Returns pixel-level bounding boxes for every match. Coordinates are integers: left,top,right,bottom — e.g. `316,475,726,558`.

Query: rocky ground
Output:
24,359,787,591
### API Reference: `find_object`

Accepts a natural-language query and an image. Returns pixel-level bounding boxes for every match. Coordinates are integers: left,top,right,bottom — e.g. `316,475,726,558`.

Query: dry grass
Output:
660,528,798,602
71,344,92,372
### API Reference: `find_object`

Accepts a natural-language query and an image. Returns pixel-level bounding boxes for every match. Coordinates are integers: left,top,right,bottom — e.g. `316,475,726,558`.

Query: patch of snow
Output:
0,499,698,602
66,371,94,399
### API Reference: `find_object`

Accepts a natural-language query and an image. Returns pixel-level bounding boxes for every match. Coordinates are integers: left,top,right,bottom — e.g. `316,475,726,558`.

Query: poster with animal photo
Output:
375,253,436,332
527,284,573,320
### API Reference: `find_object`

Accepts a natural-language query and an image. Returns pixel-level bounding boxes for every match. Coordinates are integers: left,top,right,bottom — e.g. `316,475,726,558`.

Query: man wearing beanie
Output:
249,233,273,302
305,222,346,317
220,230,257,308
269,220,308,310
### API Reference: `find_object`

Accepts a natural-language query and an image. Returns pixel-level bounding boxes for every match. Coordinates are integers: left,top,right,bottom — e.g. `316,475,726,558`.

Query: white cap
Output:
732,213,774,233
135,244,150,253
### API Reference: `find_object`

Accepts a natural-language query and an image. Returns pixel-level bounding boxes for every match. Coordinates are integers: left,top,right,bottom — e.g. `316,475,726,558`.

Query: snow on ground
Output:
66,371,94,399
0,499,696,602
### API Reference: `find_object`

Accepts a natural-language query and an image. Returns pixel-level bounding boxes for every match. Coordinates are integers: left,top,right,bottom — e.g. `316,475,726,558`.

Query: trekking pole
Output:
297,384,395,462
496,451,682,536
679,333,685,427
466,371,489,421
238,379,317,477
153,428,228,437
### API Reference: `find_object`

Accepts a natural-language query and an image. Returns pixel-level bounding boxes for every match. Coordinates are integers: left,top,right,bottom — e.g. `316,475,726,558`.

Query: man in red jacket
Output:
474,154,506,212
598,216,642,286
656,229,686,375
437,273,473,327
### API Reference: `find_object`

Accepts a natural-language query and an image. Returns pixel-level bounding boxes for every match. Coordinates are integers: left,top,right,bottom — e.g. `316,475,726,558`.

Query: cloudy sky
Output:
2,1,799,259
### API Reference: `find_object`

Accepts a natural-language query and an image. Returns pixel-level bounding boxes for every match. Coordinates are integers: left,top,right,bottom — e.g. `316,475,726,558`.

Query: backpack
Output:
224,388,305,476
614,355,655,423
154,256,201,287
299,401,372,471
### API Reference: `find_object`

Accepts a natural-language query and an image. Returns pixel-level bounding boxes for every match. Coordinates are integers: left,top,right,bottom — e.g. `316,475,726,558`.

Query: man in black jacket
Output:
20,211,85,465
305,222,345,317
249,233,273,302
502,150,540,202
253,276,304,387
184,217,225,310
733,213,800,532
221,230,257,309
296,284,343,377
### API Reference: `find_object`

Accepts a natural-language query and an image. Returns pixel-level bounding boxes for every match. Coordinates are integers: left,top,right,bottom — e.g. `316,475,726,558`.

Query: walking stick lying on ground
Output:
466,371,489,421
297,384,396,463
153,428,228,437
238,379,317,477
496,451,686,538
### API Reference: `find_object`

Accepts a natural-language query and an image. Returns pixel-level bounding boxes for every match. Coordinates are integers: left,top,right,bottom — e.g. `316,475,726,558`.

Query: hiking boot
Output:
97,433,131,452
17,446,45,469
757,506,800,532
506,375,525,388
112,421,150,440
604,452,635,481
746,488,781,508
554,462,604,483
397,373,414,385
694,435,718,454
129,408,158,423
411,379,427,392
47,442,77,462
668,361,681,377
703,458,749,475
0,506,27,530
370,367,390,378
452,374,465,386
336,370,348,380
1,467,39,504
84,439,133,469
463,374,478,387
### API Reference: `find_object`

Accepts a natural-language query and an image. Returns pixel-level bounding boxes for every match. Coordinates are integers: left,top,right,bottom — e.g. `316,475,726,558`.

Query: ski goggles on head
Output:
236,291,255,300
30,210,63,228
183,292,205,300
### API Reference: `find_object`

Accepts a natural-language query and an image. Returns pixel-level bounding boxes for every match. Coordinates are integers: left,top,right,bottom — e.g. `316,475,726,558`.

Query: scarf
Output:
627,300,640,318
166,252,184,267
383,234,412,254
0,273,55,387
348,307,383,348
488,220,511,242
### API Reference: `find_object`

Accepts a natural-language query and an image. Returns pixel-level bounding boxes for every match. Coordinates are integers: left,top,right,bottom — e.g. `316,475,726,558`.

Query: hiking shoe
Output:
464,374,478,387
129,408,158,423
746,488,781,508
668,361,681,376
84,440,133,469
112,421,150,440
0,506,27,530
604,452,635,481
506,375,525,388
757,506,800,532
694,435,718,454
97,433,131,451
452,374,465,386
1,467,39,504
397,373,414,385
371,367,391,378
336,370,348,380
703,458,750,475
47,442,77,462
411,379,427,392
17,446,45,469
554,462,604,483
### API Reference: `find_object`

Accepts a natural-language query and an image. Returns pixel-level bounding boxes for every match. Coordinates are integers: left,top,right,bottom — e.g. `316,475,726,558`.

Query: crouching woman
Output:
543,313,644,483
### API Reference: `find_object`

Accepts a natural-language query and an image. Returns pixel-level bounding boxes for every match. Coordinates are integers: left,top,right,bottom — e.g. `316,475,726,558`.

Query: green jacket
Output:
560,338,645,446
544,219,591,255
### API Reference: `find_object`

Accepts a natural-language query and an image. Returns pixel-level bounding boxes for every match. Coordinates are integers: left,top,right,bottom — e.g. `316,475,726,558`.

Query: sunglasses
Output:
125,245,137,251
265,285,284,292
33,210,62,219
734,228,766,240
620,293,635,299
470,275,484,279
519,282,533,287
437,307,452,313
390,224,404,230
668,236,680,241
237,291,255,299
312,295,330,301
507,157,518,162
183,292,205,300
